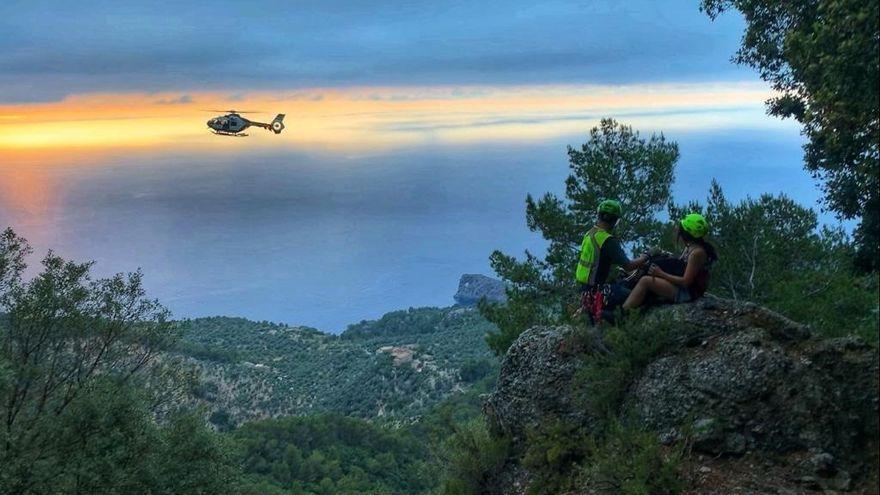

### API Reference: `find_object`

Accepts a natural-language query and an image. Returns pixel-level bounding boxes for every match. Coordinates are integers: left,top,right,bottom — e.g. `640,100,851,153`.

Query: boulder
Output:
632,330,878,461
485,296,879,470
483,325,593,442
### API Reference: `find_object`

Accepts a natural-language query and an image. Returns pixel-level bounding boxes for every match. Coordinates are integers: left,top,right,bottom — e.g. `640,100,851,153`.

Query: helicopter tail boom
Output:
248,114,285,134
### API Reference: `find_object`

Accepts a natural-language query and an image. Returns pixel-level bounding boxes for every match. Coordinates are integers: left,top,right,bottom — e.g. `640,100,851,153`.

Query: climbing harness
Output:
578,284,612,326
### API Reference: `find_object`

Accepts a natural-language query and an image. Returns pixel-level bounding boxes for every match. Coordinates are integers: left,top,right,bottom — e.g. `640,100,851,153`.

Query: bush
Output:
438,419,510,495
522,420,591,495
232,414,433,494
573,315,676,422
765,255,879,344
519,414,682,495
582,417,684,495
459,358,495,383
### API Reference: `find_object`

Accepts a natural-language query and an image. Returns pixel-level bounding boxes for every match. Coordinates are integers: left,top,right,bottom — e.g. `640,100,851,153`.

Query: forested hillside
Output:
0,226,497,494
175,306,498,428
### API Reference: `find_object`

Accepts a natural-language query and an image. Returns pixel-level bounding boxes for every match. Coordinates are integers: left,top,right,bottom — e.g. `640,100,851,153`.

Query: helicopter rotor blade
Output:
201,109,264,114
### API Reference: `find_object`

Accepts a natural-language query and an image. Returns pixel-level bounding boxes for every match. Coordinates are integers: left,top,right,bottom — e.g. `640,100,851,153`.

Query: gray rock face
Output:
632,329,878,461
453,274,507,306
483,325,593,442
486,296,879,465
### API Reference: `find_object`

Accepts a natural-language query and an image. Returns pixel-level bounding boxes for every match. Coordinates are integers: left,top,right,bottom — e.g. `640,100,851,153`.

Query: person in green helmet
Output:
576,200,649,310
622,213,718,310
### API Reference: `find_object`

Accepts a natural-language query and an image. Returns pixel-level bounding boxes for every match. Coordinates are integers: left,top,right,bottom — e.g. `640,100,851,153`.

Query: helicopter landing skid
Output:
211,130,248,137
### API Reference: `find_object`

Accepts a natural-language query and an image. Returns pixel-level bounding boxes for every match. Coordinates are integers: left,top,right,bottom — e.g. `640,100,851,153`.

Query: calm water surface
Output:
0,130,822,331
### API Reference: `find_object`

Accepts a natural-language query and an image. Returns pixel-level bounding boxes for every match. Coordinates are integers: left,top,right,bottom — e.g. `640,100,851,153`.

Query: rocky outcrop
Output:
484,296,879,492
632,331,877,461
484,325,591,442
453,274,507,306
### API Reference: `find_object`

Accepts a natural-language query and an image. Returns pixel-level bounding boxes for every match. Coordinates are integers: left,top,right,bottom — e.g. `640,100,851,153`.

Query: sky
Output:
0,0,799,186
0,1,826,329
1,1,750,101
0,0,783,153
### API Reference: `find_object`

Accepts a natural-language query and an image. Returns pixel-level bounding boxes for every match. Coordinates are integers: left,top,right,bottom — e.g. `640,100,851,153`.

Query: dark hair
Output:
678,227,718,264
598,212,619,227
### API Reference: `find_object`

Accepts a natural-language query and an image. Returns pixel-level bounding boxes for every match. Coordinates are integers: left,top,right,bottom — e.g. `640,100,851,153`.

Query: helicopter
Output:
206,110,285,136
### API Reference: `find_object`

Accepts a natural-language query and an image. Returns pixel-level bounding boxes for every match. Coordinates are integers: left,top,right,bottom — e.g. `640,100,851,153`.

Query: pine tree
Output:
481,119,679,355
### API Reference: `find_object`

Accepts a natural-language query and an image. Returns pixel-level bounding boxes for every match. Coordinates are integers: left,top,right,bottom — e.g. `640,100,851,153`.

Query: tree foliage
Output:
580,418,684,495
233,414,435,495
482,119,679,355
669,182,878,342
669,181,822,302
702,0,880,270
436,419,510,495
0,228,236,494
0,225,498,493
178,306,497,426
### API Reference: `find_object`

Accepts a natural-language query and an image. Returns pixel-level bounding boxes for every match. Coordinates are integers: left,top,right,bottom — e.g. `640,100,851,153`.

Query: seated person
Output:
576,199,648,309
622,213,717,310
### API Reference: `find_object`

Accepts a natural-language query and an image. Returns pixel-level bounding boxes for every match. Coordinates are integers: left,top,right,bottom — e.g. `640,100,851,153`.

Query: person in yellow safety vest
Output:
576,200,649,304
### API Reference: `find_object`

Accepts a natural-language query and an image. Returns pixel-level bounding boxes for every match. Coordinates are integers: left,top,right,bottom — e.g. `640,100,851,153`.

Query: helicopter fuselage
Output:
206,112,285,136
207,113,250,135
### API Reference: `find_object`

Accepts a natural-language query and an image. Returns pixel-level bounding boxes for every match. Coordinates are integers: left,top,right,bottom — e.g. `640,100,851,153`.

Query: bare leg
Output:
647,277,680,302
622,276,679,310
622,277,651,310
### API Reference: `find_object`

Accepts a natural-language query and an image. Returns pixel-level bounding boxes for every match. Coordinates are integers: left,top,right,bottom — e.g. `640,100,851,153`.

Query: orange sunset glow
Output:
0,82,780,157
0,166,56,215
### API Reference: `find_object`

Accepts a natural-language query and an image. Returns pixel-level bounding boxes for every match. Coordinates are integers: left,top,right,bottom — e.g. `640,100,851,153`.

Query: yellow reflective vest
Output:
575,227,612,285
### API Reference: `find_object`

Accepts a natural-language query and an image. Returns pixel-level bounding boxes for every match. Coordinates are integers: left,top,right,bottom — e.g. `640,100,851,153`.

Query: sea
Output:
0,128,832,332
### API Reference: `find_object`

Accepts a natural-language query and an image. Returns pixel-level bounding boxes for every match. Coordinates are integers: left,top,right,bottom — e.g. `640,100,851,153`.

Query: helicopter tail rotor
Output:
271,114,285,134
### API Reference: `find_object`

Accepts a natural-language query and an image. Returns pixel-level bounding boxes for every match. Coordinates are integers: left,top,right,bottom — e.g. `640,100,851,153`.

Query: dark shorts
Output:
674,286,692,303
606,283,631,307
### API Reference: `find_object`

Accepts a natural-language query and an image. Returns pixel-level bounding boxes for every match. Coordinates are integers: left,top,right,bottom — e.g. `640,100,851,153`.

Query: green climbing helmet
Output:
597,199,622,217
680,213,709,238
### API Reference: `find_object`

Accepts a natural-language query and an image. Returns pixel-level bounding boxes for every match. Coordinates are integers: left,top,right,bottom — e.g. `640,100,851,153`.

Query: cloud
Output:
0,82,787,153
378,107,755,133
154,94,193,105
0,0,752,103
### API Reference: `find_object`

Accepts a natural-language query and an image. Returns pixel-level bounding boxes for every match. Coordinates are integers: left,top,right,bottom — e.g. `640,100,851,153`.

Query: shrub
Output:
459,358,495,383
582,417,684,495
572,315,676,423
522,419,591,495
519,414,683,495
765,261,879,344
438,419,510,495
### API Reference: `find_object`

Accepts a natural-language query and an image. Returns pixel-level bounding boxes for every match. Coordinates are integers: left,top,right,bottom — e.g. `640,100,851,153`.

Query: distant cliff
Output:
453,274,507,306
480,296,879,494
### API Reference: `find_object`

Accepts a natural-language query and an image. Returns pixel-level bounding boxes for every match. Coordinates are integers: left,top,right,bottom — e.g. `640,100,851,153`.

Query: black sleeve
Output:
603,237,631,267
